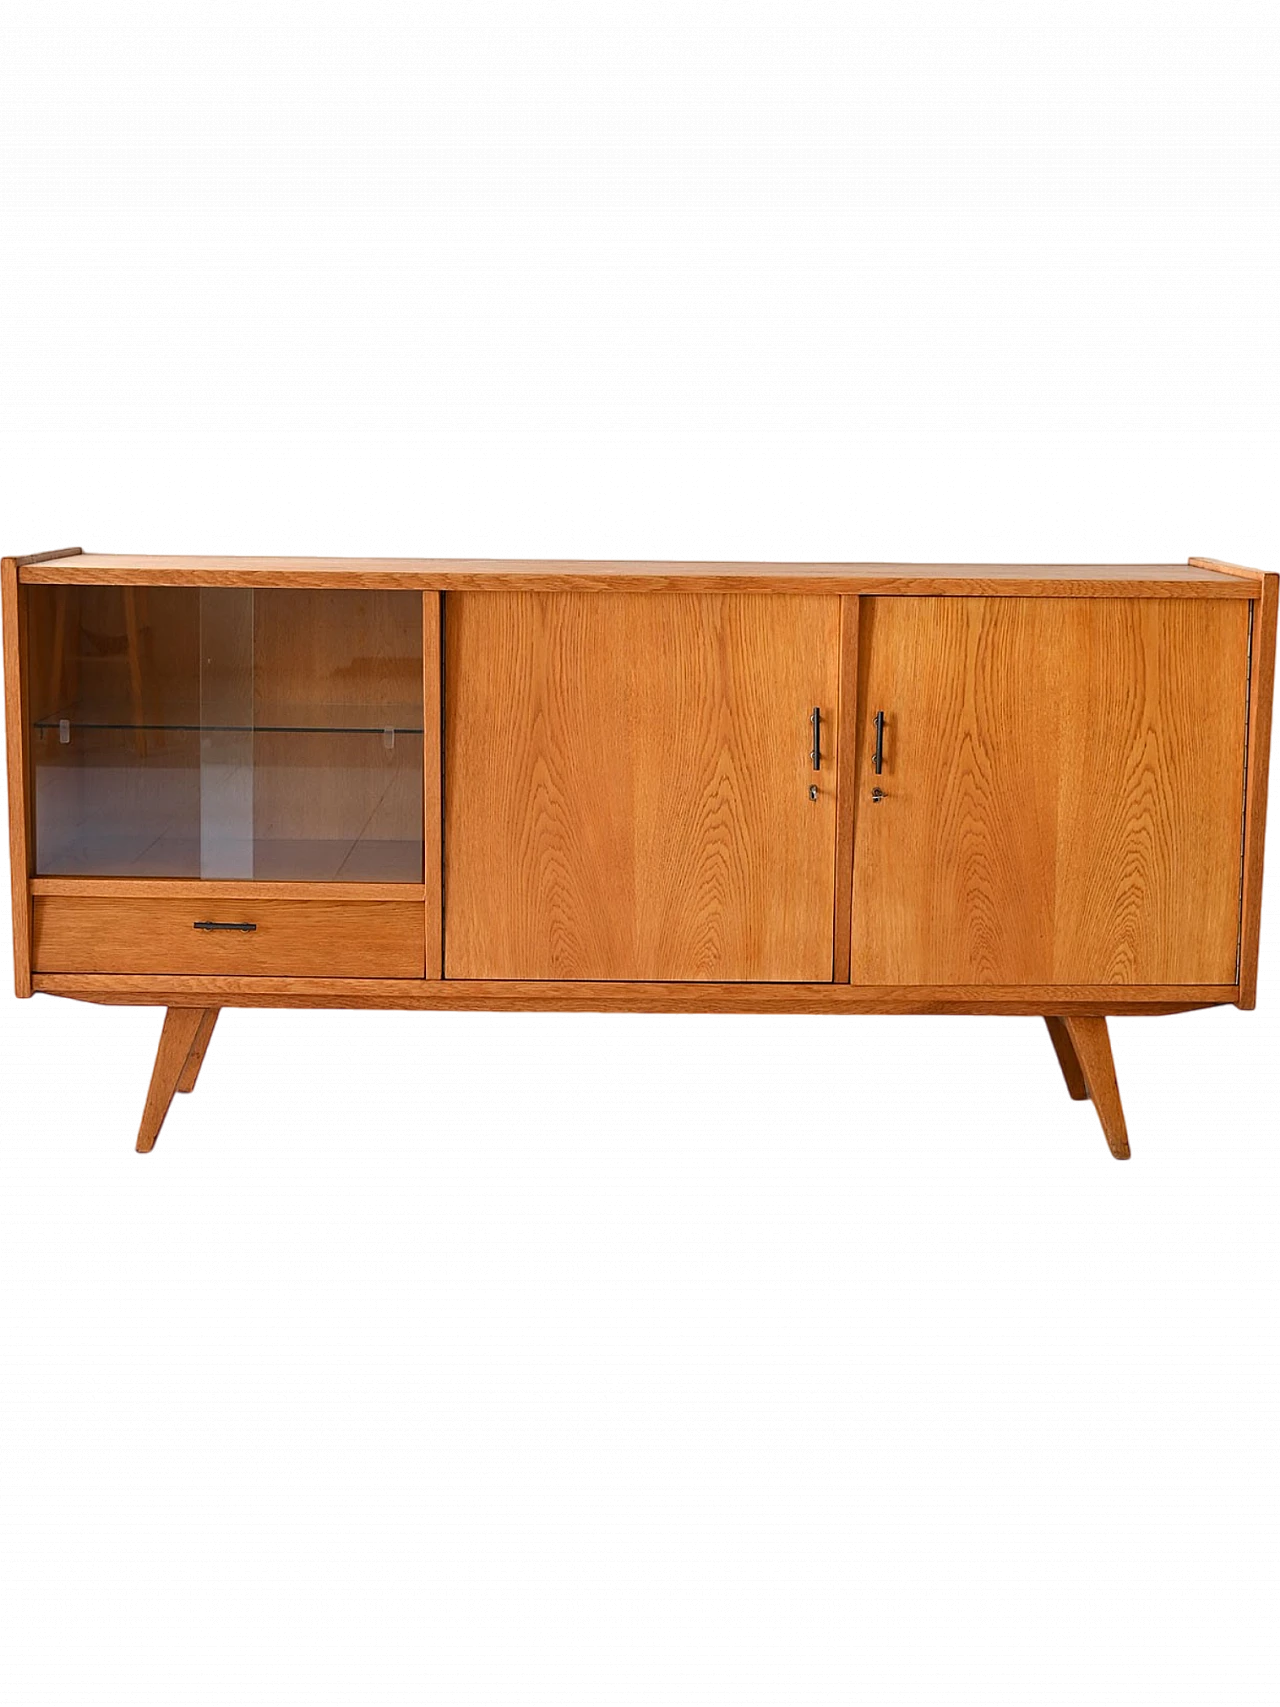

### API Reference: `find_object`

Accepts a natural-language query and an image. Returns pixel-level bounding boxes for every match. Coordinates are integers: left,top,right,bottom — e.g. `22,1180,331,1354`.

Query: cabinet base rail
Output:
32,974,1234,1015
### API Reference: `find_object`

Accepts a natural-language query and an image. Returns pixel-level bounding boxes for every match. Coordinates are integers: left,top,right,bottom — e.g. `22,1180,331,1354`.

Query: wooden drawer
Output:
32,897,425,978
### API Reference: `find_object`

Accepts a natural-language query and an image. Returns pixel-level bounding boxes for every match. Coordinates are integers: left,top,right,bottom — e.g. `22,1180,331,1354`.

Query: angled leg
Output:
137,1008,209,1153
1044,1016,1089,1100
175,1010,220,1092
1062,1016,1131,1160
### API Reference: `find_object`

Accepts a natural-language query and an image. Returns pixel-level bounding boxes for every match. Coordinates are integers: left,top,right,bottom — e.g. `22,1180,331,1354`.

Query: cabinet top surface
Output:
7,552,1263,596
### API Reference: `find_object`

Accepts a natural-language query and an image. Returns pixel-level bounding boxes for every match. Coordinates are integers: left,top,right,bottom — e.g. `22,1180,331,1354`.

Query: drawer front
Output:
32,897,425,978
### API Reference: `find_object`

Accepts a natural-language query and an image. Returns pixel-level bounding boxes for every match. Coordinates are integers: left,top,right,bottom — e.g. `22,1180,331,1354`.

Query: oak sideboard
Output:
3,549,1275,1159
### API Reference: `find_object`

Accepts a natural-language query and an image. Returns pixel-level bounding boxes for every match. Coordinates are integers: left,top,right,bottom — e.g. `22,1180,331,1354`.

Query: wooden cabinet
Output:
443,591,841,981
3,549,1275,1159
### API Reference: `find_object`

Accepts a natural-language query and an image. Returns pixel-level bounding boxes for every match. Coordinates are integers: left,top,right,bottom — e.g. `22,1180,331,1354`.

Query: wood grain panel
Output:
444,592,840,980
33,897,425,978
850,598,1250,985
17,555,1252,597
1052,600,1249,983
1238,575,1278,1007
30,972,1234,1015
2,558,32,995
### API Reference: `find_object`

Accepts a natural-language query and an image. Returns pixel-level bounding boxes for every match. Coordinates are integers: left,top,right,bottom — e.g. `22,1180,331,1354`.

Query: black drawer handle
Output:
193,920,257,932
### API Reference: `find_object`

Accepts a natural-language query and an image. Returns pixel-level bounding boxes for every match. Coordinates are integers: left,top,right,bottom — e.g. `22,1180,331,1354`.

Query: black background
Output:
0,409,1276,1693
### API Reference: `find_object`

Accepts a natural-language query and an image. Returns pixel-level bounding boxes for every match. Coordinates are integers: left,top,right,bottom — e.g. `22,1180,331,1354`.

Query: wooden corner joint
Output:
11,548,84,570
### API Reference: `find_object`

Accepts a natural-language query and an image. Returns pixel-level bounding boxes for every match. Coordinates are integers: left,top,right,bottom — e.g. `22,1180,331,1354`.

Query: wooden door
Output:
444,592,841,980
850,597,1250,985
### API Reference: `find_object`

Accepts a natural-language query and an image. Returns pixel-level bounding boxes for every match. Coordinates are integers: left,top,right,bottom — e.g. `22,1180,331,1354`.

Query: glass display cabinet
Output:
27,585,424,882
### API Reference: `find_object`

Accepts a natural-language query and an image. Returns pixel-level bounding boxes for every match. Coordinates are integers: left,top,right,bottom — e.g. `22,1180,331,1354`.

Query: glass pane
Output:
200,588,255,878
30,586,203,876
29,585,424,882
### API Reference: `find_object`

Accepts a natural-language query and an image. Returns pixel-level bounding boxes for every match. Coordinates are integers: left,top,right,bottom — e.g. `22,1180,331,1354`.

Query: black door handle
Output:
193,921,257,932
810,706,821,771
873,710,886,775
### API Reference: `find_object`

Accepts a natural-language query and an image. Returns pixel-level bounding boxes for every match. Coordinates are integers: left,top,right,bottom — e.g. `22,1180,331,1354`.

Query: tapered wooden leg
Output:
1044,1016,1089,1100
136,1008,209,1153
175,1010,220,1092
1061,1016,1131,1160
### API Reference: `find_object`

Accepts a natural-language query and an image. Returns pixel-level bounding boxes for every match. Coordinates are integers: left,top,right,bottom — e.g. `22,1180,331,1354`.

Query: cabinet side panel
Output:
1239,575,1278,1006
2,560,32,995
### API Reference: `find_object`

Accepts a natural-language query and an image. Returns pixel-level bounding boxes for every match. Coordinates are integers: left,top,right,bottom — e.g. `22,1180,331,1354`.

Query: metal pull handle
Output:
810,706,821,771
193,920,257,932
873,710,886,775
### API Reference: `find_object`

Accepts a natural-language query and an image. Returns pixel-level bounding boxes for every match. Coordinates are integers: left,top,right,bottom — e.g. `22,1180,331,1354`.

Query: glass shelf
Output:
34,700,424,735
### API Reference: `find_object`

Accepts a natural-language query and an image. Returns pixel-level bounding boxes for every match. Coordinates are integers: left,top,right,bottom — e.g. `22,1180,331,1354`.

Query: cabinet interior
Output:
27,585,424,881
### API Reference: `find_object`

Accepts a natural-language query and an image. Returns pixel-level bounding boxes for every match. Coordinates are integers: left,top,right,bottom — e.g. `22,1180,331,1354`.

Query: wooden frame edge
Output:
424,592,443,979
2,558,33,996
28,972,1237,1016
832,596,859,982
12,547,83,569
28,878,426,900
1238,572,1278,1006
1188,555,1265,582
17,563,1257,599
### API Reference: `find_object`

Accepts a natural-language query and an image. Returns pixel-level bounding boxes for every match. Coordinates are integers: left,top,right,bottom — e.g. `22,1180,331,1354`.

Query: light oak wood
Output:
1238,575,1278,1007
13,548,82,568
1045,1015,1089,1100
1062,1016,1131,1159
850,598,1250,985
444,591,840,981
30,878,425,900
137,1007,209,1152
33,897,425,978
424,593,442,978
176,1008,219,1093
3,550,1271,1157
832,596,860,982
30,972,1234,1014
1187,556,1265,582
17,555,1253,597
2,559,33,996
